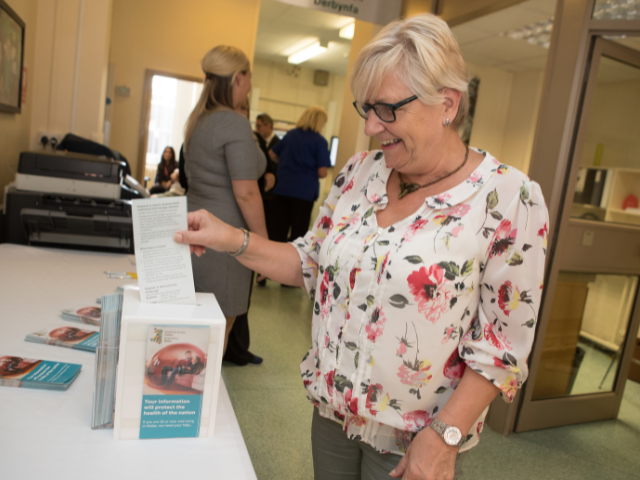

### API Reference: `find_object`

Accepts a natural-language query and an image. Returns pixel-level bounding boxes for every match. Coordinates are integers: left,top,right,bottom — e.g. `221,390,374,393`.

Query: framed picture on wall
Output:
0,0,25,114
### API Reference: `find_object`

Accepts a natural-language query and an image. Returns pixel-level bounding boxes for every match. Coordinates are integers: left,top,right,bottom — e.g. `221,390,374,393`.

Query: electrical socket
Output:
35,132,63,151
49,133,63,149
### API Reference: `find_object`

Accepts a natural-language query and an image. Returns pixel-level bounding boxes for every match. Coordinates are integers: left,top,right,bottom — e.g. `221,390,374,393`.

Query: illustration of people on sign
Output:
159,349,205,386
144,336,208,395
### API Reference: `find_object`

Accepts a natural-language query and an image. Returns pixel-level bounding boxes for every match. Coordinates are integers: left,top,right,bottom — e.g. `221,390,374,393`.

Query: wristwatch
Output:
429,417,467,448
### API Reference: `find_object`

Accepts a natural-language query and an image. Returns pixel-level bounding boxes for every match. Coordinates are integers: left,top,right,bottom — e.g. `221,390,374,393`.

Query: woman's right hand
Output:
174,209,244,257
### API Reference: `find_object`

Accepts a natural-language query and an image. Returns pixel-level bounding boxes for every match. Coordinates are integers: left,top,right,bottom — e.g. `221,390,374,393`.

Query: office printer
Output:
4,150,138,253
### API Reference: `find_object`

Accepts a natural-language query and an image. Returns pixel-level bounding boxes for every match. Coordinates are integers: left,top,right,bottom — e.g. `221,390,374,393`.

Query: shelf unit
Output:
572,167,640,226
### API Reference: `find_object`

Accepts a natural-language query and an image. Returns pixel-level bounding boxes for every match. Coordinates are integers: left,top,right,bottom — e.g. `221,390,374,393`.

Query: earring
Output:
445,118,451,127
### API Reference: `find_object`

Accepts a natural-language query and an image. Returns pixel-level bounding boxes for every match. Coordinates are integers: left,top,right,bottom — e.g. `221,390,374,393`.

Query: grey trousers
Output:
311,409,466,480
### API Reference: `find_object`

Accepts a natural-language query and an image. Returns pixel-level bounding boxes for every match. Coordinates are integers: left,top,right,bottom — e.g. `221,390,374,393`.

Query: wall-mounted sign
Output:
273,0,402,25
115,86,130,97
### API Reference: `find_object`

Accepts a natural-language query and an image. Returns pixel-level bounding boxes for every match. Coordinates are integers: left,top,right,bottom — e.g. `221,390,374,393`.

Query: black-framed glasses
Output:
352,95,418,123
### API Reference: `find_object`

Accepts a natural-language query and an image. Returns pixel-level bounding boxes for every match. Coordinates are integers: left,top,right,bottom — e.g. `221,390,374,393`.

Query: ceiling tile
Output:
520,0,558,17
461,5,552,34
451,25,493,45
496,54,548,72
464,52,506,68
463,36,548,63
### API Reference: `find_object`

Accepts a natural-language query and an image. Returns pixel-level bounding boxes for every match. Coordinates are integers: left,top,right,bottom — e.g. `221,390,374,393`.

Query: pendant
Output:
398,181,420,199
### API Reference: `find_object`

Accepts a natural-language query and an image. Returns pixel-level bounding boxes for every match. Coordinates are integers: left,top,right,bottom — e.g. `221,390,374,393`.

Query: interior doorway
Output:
252,0,356,223
136,70,203,186
516,36,640,432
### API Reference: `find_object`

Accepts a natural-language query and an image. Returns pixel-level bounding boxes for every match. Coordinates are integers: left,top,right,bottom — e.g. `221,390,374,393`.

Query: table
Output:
0,244,256,480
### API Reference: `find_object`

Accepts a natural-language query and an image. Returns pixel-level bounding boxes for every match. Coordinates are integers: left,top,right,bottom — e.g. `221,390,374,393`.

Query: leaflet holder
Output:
111,289,226,440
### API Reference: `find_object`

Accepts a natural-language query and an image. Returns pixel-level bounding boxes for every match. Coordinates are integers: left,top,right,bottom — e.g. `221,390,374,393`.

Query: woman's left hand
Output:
390,427,458,480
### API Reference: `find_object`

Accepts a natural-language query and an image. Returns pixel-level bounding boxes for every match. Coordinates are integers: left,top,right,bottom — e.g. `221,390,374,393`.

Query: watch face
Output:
443,426,462,446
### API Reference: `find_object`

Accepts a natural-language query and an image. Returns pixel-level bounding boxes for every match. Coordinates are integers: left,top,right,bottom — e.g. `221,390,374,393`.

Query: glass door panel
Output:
570,56,640,226
516,37,640,432
531,272,638,400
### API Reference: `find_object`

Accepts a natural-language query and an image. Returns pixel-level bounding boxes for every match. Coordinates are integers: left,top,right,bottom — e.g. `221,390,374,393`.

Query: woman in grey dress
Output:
183,45,267,353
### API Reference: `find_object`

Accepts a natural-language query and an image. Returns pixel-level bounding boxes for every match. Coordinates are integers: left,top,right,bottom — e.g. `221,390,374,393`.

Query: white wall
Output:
29,0,112,147
251,58,346,142
501,70,545,174
108,0,261,179
580,79,640,169
467,62,513,161
467,63,544,175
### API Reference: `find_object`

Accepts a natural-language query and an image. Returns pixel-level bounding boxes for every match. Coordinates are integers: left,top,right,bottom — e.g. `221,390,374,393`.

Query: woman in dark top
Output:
269,107,331,250
150,146,177,194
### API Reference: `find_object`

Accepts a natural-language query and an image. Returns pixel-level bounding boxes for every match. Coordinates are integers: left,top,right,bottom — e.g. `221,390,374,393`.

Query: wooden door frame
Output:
473,0,640,435
514,32,640,432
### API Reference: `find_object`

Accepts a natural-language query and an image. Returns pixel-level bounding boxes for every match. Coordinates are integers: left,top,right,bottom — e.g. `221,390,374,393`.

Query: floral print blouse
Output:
292,149,548,455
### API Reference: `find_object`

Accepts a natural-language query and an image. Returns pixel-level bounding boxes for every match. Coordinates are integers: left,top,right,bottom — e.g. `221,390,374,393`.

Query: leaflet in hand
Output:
131,197,196,305
62,305,102,326
25,326,99,353
0,356,81,390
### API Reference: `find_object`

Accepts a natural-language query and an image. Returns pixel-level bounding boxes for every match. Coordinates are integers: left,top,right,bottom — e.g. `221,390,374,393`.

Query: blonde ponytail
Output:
184,46,250,151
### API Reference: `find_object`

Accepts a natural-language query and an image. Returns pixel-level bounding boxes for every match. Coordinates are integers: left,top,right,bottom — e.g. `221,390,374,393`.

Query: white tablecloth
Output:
0,244,256,480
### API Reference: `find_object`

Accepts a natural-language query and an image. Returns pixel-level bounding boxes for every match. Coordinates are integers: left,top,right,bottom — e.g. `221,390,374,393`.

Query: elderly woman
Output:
175,14,547,480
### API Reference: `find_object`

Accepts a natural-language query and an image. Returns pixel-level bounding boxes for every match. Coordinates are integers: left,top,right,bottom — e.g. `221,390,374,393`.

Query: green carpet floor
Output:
222,281,640,480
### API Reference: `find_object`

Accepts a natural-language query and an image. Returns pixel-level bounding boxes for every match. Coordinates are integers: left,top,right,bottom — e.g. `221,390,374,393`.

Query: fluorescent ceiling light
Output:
288,42,327,65
339,23,355,40
281,37,318,56
501,18,553,49
502,0,640,50
594,0,640,20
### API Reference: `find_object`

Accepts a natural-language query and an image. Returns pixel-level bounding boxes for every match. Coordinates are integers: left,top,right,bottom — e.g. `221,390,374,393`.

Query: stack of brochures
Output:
25,327,99,353
97,286,132,305
91,294,123,429
0,356,81,390
62,305,102,326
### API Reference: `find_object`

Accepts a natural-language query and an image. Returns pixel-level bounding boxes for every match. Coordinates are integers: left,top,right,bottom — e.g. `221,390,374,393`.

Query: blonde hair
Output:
184,46,250,150
350,13,469,130
296,106,328,133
